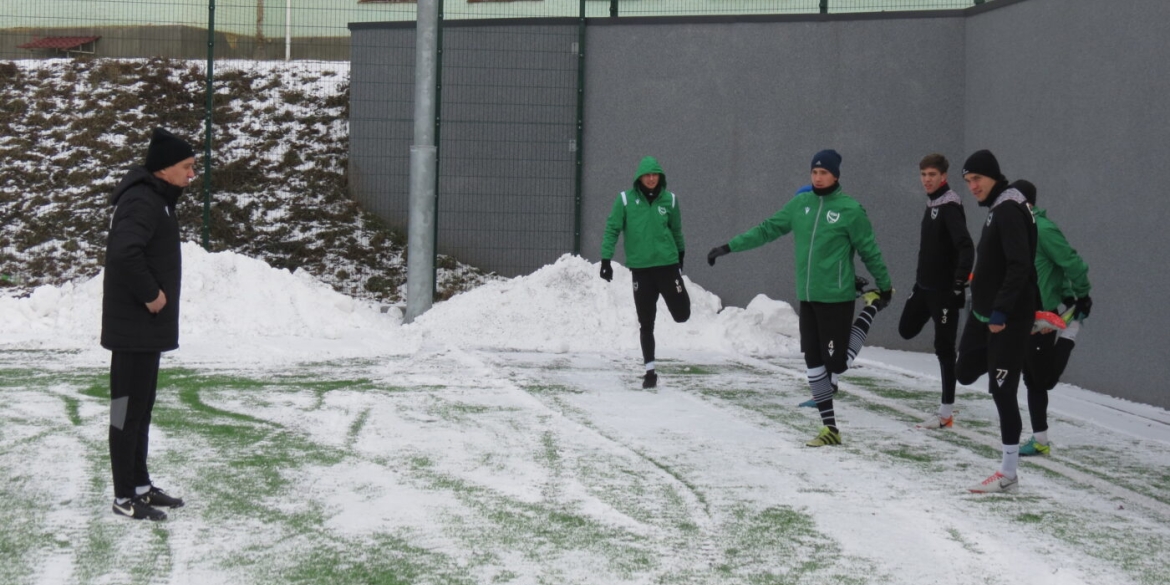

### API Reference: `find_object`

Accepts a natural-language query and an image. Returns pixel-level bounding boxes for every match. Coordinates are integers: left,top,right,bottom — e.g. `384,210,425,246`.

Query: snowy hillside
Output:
0,58,491,303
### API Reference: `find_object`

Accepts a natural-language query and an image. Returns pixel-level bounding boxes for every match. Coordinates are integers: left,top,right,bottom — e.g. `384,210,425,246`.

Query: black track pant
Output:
632,264,691,365
1023,330,1076,434
109,351,161,500
898,285,960,404
956,313,1029,445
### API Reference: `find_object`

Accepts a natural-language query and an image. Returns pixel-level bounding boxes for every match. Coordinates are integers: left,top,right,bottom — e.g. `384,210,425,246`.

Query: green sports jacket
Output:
601,157,685,269
729,185,891,303
1033,208,1090,311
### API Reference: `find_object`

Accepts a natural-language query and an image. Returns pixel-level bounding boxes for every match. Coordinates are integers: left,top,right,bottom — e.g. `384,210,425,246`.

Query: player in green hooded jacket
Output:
707,150,893,447
600,156,690,389
1012,180,1092,457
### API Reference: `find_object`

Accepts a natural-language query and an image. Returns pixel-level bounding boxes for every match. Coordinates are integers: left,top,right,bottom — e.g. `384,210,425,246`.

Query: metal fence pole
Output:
202,0,215,251
820,1,829,14
432,0,445,299
405,0,440,323
610,0,618,18
573,0,587,254
284,0,291,61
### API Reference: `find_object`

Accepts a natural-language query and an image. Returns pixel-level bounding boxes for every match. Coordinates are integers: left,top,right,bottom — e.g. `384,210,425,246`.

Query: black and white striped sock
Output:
846,305,878,367
808,366,837,430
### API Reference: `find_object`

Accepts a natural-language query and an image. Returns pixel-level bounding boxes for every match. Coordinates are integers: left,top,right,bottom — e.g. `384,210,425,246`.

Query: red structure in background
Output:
19,36,101,54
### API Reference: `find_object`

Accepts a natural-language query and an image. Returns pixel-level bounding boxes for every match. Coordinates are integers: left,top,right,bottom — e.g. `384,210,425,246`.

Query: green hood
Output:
632,156,667,192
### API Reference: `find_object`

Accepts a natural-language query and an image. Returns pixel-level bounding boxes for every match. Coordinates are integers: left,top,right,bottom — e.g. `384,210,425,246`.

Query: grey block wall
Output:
963,0,1170,407
349,21,579,277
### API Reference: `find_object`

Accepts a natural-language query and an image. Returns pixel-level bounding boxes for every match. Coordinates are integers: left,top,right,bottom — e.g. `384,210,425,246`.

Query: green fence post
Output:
574,0,587,255
202,0,215,251
610,0,618,18
820,1,828,14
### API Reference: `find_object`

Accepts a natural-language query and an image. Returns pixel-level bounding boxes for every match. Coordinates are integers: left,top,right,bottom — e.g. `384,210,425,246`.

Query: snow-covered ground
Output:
1,246,1168,584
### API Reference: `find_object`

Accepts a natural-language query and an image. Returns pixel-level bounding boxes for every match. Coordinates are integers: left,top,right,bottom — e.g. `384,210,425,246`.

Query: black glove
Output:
707,244,731,266
599,259,613,282
873,289,894,311
951,279,968,308
677,249,685,271
854,275,870,294
1074,295,1092,319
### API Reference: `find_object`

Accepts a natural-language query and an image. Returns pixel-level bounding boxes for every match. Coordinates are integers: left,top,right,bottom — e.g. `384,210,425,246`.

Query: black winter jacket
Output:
915,185,975,290
970,184,1036,324
101,166,184,352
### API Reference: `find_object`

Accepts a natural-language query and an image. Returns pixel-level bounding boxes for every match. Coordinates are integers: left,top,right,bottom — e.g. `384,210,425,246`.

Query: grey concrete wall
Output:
580,14,968,361
964,0,1170,407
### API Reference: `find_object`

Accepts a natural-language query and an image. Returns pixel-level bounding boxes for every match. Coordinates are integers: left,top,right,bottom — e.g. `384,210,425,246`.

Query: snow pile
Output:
179,242,398,339
0,248,801,360
373,253,799,356
0,242,401,355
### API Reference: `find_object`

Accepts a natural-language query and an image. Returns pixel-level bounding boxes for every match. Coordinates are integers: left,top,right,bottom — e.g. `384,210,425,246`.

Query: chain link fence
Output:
1,0,994,298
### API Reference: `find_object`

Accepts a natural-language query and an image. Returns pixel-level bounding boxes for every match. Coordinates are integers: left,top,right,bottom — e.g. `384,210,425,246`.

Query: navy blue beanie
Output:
811,149,842,178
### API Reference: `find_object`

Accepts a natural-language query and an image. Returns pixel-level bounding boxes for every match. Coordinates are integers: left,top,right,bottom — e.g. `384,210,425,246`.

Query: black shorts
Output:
799,300,855,373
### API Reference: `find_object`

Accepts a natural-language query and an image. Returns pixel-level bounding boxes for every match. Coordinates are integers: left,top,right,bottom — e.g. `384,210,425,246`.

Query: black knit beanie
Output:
961,149,1006,183
1010,179,1037,206
144,128,195,172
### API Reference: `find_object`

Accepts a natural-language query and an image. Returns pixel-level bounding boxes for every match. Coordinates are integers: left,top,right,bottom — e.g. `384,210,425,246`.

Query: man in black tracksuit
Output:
102,128,195,520
899,154,974,430
955,150,1037,494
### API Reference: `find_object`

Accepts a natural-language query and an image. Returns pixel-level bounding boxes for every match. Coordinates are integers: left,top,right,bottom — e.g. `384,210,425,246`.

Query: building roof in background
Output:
18,36,100,50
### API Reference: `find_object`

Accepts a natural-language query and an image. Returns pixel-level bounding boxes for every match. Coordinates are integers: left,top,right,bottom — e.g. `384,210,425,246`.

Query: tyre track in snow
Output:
473,351,725,572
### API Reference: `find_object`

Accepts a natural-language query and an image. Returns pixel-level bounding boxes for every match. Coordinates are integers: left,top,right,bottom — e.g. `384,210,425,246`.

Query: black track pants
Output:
1023,331,1076,433
109,351,161,500
899,286,960,404
632,264,691,365
956,313,1029,445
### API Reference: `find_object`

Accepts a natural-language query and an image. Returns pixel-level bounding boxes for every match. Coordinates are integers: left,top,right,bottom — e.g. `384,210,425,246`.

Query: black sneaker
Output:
642,370,658,389
140,486,185,508
112,497,167,521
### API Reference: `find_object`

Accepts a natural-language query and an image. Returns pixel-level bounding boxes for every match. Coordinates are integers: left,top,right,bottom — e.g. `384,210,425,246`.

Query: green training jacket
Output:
729,185,891,303
601,156,685,269
1033,208,1090,311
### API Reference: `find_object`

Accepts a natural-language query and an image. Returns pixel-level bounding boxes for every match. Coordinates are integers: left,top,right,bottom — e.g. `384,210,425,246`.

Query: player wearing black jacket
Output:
102,128,195,521
898,154,974,430
955,150,1037,494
